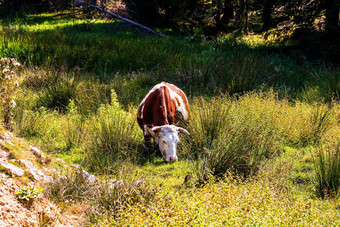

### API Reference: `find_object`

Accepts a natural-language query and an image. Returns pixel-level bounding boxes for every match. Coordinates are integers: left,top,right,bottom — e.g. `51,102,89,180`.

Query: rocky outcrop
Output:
0,130,82,226
0,163,25,177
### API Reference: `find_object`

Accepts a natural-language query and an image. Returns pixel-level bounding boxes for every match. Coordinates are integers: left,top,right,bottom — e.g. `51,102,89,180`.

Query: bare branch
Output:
75,0,168,38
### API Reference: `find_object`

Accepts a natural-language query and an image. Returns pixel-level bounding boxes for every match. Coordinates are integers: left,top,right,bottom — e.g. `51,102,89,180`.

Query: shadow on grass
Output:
1,13,339,107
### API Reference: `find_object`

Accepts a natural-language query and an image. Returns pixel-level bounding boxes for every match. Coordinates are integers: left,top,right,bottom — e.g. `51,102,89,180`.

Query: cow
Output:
137,82,190,162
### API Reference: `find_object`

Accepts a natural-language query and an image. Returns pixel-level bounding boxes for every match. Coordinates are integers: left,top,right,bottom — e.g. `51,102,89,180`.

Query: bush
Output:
83,89,142,173
299,104,332,146
35,71,77,112
187,94,281,182
314,142,340,198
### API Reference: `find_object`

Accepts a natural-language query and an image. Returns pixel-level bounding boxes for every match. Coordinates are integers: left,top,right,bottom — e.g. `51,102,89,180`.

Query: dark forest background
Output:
1,0,339,63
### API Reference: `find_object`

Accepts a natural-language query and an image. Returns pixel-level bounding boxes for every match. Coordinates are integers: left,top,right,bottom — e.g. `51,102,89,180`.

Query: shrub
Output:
15,185,43,208
43,169,95,205
320,69,340,102
187,94,280,182
314,142,340,198
35,71,77,112
185,96,232,158
92,165,157,216
299,104,332,146
83,89,142,173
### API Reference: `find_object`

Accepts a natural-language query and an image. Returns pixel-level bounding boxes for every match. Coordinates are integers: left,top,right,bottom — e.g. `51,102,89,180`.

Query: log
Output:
75,0,168,38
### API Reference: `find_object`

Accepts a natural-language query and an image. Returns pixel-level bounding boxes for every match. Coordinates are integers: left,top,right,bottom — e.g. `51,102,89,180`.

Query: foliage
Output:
35,71,77,112
187,93,282,180
43,169,95,204
83,89,142,173
44,165,157,221
98,172,340,226
15,185,44,206
0,57,21,130
1,12,340,226
314,142,340,198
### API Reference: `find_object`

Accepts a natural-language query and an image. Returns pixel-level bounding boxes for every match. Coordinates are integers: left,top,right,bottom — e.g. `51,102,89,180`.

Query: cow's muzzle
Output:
169,156,178,162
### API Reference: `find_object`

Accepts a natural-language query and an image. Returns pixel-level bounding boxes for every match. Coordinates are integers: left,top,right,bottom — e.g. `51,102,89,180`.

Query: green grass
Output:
1,11,340,226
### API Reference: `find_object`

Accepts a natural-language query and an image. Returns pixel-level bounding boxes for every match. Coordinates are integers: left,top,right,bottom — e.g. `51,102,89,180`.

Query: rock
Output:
79,170,98,184
17,159,52,182
71,164,80,169
4,140,14,147
4,131,13,139
1,163,25,177
18,159,34,169
108,179,124,189
56,158,66,164
30,147,44,158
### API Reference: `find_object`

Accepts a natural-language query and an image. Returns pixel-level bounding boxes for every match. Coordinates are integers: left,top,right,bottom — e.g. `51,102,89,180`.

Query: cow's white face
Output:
146,125,189,162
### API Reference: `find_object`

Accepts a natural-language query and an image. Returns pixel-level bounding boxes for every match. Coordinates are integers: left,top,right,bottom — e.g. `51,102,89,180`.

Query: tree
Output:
324,0,339,37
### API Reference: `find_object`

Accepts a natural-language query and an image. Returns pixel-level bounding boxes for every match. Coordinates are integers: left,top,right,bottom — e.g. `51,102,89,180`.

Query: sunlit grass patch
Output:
315,142,340,198
101,171,340,226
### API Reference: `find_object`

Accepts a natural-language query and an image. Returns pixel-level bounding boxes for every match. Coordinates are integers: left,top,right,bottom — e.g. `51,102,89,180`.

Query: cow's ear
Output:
177,127,190,135
151,126,162,137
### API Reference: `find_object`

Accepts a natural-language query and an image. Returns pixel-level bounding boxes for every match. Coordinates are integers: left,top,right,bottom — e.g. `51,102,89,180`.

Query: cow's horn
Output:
145,126,156,137
177,127,190,135
151,126,162,134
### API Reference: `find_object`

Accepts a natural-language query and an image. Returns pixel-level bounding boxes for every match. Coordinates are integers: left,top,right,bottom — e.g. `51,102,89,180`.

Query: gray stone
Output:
1,163,25,177
4,131,13,139
108,179,124,189
18,159,34,169
71,164,80,169
18,159,52,181
30,147,44,158
79,170,98,184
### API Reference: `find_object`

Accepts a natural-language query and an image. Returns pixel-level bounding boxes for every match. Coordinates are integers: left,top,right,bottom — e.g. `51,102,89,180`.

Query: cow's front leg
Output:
144,134,152,151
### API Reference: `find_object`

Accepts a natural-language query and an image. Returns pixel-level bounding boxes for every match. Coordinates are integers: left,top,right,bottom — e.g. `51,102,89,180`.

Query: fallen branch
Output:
75,0,167,38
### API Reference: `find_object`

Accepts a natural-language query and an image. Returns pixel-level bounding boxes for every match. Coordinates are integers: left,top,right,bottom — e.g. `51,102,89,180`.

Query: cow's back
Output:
137,82,189,129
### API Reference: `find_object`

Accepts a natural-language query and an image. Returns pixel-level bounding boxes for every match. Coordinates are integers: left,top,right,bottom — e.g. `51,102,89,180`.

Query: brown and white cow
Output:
137,82,190,162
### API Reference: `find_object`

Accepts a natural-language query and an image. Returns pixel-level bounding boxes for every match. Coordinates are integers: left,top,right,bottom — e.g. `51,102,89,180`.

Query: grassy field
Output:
1,11,339,226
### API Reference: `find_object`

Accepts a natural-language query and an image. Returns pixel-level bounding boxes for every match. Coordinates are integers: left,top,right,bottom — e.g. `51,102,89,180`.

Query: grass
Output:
0,11,340,226
315,142,340,198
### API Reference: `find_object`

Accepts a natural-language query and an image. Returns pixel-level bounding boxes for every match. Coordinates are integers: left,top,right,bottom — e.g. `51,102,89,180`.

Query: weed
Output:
43,169,94,206
0,57,21,130
15,185,43,208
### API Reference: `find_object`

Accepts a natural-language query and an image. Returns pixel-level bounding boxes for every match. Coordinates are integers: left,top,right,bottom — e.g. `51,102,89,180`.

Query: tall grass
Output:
299,104,332,145
83,90,142,174
187,93,281,181
44,164,157,221
314,142,340,198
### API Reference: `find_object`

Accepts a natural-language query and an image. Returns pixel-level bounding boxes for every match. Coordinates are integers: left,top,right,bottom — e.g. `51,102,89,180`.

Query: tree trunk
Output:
218,0,234,30
325,0,339,37
262,0,273,31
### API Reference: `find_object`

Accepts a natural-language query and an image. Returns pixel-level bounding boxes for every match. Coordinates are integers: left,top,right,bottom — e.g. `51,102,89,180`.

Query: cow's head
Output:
146,125,189,162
